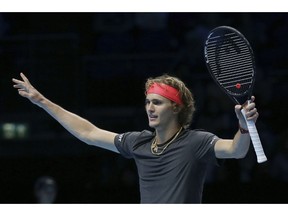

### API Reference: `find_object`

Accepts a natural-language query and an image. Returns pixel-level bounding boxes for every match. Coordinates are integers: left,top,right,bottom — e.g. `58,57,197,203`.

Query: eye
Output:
152,100,162,105
145,98,163,106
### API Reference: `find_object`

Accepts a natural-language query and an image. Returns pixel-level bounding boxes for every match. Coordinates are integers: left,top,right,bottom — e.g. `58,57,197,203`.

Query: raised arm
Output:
214,96,259,159
12,73,119,153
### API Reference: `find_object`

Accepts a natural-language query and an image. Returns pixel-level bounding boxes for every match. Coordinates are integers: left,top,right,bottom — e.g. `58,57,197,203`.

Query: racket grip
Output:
241,106,267,163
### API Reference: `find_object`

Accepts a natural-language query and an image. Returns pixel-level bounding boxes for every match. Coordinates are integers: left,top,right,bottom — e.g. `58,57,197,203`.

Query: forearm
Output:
231,96,258,158
215,128,251,159
13,73,118,152
231,129,251,158
39,96,98,144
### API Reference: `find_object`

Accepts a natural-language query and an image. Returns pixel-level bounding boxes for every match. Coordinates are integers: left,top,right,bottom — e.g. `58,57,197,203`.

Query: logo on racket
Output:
215,35,241,76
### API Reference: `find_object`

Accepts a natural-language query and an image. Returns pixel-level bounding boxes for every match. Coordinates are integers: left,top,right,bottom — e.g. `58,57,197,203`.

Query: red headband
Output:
146,83,183,105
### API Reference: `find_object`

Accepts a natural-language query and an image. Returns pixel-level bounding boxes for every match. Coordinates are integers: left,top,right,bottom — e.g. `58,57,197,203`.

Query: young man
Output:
12,73,258,203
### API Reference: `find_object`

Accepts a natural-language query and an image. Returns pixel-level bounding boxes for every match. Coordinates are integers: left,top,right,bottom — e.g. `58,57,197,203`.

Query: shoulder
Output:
185,128,217,137
115,129,154,144
114,130,154,158
183,129,220,162
182,129,219,145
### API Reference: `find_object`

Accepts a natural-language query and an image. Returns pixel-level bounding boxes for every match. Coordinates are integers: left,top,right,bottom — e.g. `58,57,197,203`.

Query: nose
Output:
146,102,154,112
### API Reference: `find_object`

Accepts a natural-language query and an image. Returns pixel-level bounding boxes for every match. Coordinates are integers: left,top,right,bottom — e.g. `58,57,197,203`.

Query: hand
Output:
12,73,44,107
234,96,259,129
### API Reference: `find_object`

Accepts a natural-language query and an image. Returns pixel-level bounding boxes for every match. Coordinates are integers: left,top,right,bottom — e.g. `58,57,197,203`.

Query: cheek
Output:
160,109,173,119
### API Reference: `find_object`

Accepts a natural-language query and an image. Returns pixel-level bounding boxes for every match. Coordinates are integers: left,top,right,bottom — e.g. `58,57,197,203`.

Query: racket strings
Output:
205,31,254,96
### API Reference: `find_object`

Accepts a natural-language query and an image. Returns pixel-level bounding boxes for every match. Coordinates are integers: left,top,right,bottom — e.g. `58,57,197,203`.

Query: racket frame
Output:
204,25,267,163
204,25,256,105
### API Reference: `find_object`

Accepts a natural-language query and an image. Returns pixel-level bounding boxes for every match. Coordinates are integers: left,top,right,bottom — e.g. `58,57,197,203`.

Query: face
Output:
145,93,176,129
35,184,57,203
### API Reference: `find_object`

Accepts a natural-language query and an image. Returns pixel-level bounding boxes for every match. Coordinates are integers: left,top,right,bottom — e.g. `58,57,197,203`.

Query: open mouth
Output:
148,114,158,121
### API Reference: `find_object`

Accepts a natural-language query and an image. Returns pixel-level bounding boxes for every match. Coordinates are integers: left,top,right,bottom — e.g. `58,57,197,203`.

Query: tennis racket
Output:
204,26,267,163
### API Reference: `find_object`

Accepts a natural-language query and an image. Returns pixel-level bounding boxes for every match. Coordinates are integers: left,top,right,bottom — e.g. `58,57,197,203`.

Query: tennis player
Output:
12,73,258,203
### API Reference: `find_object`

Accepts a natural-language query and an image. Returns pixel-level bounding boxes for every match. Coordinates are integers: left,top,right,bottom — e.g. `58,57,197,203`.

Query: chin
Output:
148,122,158,129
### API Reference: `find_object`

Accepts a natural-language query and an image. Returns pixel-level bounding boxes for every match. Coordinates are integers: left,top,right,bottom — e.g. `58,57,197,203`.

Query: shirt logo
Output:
118,133,124,142
210,136,217,145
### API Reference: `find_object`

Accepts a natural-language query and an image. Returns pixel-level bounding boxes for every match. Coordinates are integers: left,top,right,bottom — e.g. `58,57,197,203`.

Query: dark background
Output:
0,12,287,203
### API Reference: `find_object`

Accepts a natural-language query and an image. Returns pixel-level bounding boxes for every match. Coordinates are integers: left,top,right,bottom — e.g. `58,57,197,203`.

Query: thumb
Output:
234,104,242,116
235,104,245,120
235,104,248,129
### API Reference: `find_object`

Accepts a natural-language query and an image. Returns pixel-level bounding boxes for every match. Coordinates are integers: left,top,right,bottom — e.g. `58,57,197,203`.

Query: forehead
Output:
146,93,171,102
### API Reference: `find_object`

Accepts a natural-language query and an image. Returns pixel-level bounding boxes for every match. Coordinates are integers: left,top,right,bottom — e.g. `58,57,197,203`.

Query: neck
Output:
155,125,182,144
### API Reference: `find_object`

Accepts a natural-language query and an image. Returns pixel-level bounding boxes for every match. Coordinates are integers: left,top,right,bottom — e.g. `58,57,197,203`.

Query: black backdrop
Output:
1,12,288,203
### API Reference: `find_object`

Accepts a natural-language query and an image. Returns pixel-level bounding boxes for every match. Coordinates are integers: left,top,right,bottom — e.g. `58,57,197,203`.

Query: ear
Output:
172,104,180,114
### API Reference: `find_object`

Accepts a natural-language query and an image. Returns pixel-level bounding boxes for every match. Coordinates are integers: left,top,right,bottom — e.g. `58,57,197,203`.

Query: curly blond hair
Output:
145,74,195,129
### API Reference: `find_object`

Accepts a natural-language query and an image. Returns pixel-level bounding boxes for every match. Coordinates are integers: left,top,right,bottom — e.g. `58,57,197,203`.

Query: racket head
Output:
204,26,256,104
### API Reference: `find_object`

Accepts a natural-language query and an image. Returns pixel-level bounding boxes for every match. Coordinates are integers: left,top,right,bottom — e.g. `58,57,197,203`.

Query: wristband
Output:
239,124,249,134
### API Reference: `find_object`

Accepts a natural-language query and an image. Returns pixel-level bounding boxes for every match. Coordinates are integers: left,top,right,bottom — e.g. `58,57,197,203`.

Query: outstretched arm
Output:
214,96,259,159
12,73,119,153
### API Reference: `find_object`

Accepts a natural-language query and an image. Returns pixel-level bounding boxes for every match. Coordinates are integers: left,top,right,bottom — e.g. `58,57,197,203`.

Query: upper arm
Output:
85,127,120,153
214,138,234,159
214,129,251,159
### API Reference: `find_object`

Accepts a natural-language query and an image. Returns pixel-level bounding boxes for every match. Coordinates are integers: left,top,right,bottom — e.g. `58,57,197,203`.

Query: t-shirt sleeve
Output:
114,132,141,159
195,131,220,165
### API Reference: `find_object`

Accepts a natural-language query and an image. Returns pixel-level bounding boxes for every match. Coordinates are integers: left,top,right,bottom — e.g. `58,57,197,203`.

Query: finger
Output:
249,95,256,105
20,72,31,85
13,83,25,89
246,102,256,111
235,105,246,121
247,107,257,115
235,104,242,110
234,104,242,115
12,78,24,84
246,108,258,119
18,89,29,97
247,111,259,121
241,96,255,108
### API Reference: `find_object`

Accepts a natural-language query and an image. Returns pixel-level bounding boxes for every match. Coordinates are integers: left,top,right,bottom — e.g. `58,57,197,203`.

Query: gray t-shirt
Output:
114,129,220,203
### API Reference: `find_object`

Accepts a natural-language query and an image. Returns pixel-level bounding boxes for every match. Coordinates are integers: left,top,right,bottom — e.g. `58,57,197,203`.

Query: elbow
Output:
233,150,248,159
75,128,96,145
234,154,246,159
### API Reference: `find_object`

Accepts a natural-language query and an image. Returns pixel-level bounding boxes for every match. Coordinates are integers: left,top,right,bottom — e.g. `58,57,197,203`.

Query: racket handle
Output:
241,103,267,163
